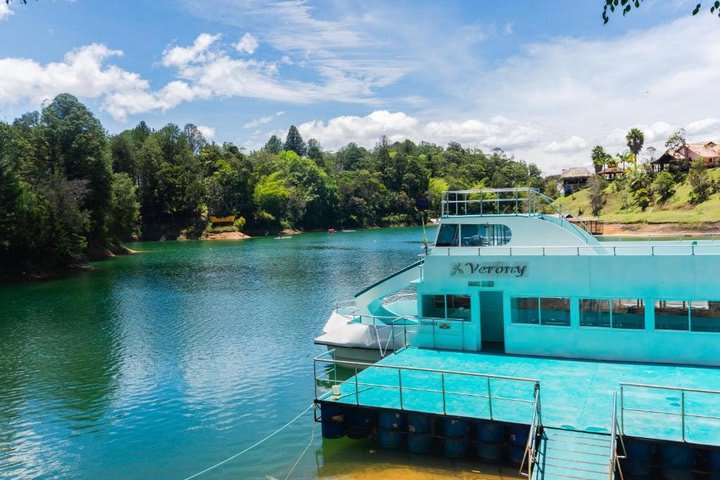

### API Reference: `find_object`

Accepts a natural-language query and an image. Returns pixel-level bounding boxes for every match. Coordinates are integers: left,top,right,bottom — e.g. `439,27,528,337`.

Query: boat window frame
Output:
510,296,570,327
421,293,472,321
579,298,645,330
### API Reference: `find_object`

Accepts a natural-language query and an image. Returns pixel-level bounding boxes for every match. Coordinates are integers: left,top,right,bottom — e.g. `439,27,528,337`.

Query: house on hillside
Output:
651,142,720,172
600,166,624,181
560,166,591,195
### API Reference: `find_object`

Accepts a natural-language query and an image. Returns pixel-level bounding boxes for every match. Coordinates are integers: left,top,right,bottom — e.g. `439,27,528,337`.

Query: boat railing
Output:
313,349,540,420
619,382,720,444
433,243,720,257
440,187,592,234
519,383,542,478
609,391,627,480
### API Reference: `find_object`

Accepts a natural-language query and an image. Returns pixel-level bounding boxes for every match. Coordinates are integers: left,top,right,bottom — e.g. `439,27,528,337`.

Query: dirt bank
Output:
201,231,252,240
602,222,720,237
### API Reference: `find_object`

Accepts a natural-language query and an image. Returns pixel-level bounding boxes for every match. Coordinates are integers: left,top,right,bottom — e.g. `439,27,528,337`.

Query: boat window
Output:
655,300,689,331
421,294,471,321
447,295,471,321
540,297,571,326
511,297,539,324
612,299,645,329
460,224,512,247
691,301,720,332
436,224,459,247
580,299,611,327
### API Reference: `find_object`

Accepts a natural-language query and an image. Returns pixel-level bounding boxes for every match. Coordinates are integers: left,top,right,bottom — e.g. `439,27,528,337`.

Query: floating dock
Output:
314,348,720,479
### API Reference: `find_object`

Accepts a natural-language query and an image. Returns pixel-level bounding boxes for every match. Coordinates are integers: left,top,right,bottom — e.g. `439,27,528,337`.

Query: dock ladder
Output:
529,392,625,480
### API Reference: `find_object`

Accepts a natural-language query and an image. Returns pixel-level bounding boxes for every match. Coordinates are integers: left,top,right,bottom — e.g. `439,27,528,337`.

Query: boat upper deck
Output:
316,347,720,446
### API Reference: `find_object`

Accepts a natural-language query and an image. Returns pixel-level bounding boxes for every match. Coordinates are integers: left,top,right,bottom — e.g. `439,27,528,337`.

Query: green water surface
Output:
0,228,444,480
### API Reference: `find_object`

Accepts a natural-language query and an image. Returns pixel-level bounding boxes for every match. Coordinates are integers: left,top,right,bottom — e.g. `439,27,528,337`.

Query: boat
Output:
315,187,720,366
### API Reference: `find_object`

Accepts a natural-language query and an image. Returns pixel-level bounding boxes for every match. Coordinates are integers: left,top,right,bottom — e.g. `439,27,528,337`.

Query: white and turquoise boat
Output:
315,187,720,366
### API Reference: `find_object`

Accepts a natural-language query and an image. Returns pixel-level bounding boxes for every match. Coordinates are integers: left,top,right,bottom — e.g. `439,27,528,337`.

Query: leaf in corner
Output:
692,3,701,15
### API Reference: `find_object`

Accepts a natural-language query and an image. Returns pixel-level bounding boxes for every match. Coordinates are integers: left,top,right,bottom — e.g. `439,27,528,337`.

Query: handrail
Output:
520,383,542,478
354,259,423,298
314,350,539,421
432,242,720,257
618,382,720,443
609,392,626,480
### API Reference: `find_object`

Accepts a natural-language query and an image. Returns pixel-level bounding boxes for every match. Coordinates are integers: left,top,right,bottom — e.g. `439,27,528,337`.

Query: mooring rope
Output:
181,403,316,480
283,413,317,480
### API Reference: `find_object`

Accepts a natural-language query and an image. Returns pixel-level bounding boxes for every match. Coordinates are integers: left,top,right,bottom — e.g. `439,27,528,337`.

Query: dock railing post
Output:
681,390,686,442
620,385,624,434
398,369,404,410
313,358,317,400
441,373,446,415
354,366,359,405
487,377,493,420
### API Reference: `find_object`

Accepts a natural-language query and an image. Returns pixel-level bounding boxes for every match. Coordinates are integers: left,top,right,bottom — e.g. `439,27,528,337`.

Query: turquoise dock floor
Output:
321,348,720,446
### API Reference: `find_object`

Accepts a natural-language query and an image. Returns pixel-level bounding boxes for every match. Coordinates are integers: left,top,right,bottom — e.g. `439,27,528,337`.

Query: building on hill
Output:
652,142,720,172
560,166,591,195
599,166,624,181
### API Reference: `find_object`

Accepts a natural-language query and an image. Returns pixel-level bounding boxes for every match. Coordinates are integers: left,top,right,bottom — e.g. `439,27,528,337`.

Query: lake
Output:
0,227,518,479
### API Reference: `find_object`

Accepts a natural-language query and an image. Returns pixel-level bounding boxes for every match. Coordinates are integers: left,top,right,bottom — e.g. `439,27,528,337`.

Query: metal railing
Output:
520,384,542,478
433,242,720,257
619,382,720,443
609,392,627,480
314,350,540,420
440,187,592,234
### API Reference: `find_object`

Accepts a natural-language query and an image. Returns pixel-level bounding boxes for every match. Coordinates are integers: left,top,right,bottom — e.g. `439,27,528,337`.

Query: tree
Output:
107,173,140,246
652,171,675,203
665,129,687,150
626,128,644,171
689,158,713,204
602,1,718,24
263,135,283,154
307,138,322,162
591,145,609,174
283,125,307,157
588,174,607,216
40,93,112,257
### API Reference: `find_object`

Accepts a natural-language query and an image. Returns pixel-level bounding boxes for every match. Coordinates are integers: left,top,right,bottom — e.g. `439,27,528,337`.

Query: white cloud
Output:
197,125,215,139
0,3,13,21
243,111,284,129
687,118,720,136
162,33,221,68
234,33,258,54
298,111,542,151
544,136,587,153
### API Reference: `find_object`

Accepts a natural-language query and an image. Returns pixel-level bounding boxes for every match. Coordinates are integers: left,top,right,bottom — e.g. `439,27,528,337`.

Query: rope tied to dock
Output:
181,403,316,480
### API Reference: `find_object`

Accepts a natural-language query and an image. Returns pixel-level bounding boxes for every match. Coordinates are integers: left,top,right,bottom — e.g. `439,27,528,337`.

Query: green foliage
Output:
665,129,687,150
108,173,140,244
626,128,645,171
689,158,713,204
283,125,307,157
652,171,676,203
602,1,717,24
591,145,609,173
587,175,607,216
263,135,283,154
233,216,246,231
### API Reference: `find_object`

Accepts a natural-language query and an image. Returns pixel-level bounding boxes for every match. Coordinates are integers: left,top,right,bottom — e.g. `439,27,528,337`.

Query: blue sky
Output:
0,0,718,172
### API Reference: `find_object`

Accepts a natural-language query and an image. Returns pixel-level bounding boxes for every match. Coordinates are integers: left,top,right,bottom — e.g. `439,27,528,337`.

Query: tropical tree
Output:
665,128,687,150
652,171,675,203
626,128,645,171
587,174,607,216
689,158,713,204
591,145,609,173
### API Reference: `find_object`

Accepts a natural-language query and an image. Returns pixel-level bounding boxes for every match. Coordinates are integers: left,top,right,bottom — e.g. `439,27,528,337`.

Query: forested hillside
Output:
0,94,549,278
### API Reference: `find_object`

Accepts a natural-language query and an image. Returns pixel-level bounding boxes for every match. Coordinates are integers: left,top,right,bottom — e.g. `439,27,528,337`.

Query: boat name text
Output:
451,262,527,278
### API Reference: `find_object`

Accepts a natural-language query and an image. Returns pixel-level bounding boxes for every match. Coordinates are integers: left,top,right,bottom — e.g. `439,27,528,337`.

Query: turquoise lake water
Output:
1,227,488,480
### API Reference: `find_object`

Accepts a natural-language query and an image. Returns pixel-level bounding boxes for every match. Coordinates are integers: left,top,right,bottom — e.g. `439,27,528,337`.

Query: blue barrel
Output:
377,428,403,449
444,437,468,458
475,421,503,443
662,469,693,480
660,444,695,470
508,425,529,448
443,418,469,437
508,445,525,466
378,410,406,430
344,407,375,439
710,449,720,471
408,433,433,454
408,413,431,433
320,403,345,439
476,442,502,464
623,439,652,477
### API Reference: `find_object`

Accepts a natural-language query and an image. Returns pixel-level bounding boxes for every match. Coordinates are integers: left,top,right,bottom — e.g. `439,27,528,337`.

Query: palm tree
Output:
591,145,607,173
626,128,645,171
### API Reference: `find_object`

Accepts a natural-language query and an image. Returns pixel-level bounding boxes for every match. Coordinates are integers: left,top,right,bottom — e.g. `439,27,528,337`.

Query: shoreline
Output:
601,222,720,237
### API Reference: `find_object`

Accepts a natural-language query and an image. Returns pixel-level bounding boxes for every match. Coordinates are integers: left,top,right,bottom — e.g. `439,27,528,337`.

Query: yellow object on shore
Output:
209,215,235,224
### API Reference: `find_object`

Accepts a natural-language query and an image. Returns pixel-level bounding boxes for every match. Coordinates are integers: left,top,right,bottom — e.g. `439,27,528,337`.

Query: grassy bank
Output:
555,169,720,224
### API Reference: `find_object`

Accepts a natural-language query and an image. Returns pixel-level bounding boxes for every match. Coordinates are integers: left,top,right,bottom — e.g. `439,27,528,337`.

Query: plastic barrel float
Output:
660,444,695,480
407,413,433,454
320,402,345,439
507,425,529,466
344,407,375,439
474,420,504,464
377,410,406,450
443,417,469,458
623,439,653,478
